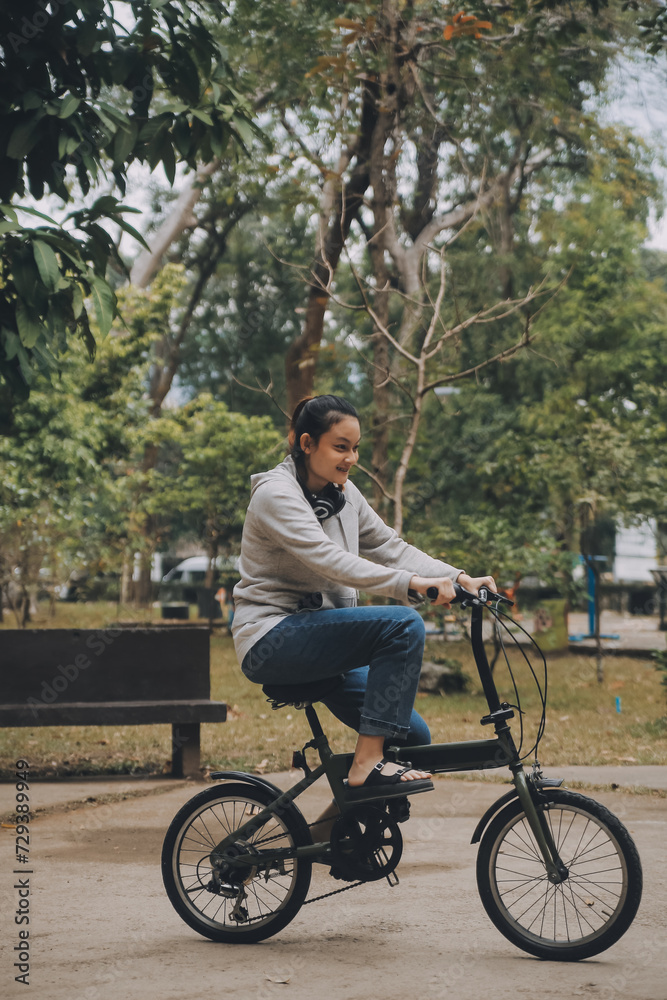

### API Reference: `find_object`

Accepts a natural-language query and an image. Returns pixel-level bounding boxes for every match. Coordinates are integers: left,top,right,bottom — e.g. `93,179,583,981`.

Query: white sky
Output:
603,56,667,250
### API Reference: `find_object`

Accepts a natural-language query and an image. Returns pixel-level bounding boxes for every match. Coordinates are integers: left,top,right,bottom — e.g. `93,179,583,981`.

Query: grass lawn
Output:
1,601,666,779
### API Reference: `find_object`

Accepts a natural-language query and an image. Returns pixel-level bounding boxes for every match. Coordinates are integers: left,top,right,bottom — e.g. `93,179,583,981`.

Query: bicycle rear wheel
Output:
162,782,312,943
476,788,642,960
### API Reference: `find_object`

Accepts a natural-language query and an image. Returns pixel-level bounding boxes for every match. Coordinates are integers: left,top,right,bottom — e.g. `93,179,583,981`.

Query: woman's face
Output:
300,416,360,492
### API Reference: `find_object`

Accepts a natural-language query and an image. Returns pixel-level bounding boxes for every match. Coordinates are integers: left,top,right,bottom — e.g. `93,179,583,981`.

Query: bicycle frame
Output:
209,594,568,883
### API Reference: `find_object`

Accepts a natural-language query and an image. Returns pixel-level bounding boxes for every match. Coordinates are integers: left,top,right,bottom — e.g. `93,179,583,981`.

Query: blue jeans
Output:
241,605,430,742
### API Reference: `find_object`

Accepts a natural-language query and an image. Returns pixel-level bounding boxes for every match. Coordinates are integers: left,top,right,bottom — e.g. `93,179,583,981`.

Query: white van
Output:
162,556,239,585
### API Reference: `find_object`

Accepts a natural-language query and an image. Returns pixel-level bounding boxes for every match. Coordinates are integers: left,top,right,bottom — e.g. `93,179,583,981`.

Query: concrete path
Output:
1,763,666,822
567,611,666,653
1,771,665,1000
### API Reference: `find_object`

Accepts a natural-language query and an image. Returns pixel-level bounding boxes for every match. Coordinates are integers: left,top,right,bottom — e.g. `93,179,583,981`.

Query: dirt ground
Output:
1,774,665,1000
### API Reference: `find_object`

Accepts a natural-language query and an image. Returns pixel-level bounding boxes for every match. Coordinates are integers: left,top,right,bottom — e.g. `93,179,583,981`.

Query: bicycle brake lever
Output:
477,586,514,607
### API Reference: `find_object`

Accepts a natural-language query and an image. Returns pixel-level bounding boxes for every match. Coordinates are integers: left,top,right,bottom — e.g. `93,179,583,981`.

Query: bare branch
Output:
422,325,535,395
422,278,551,362
415,148,552,252
346,337,418,409
231,375,290,421
355,463,397,503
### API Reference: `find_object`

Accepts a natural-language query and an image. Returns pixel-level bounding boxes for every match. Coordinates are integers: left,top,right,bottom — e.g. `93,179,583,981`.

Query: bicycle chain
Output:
303,879,365,905
249,818,367,904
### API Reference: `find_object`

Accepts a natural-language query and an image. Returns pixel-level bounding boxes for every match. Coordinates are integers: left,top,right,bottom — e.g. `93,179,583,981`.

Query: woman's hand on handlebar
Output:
410,573,498,607
456,573,498,599
409,575,457,607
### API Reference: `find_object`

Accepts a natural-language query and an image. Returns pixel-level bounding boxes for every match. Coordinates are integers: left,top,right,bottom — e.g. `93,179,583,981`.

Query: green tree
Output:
0,274,159,621
0,1,257,426
144,394,282,579
406,169,667,595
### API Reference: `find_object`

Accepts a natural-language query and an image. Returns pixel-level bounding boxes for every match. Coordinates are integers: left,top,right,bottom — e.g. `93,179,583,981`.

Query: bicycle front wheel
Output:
162,782,312,943
476,788,642,961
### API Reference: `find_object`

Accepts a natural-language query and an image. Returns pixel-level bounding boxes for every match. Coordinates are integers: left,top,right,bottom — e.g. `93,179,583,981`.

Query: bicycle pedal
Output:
387,797,410,823
384,869,399,887
328,865,352,882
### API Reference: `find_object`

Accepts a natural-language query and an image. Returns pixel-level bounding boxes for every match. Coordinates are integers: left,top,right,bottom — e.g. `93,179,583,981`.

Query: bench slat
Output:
0,628,226,777
0,700,227,726
1,627,211,702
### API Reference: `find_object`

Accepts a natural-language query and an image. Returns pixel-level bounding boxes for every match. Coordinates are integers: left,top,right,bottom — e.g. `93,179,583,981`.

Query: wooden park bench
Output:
0,626,227,778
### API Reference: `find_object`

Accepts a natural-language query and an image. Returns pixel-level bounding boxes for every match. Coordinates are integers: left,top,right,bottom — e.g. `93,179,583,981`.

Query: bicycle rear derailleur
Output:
329,804,403,884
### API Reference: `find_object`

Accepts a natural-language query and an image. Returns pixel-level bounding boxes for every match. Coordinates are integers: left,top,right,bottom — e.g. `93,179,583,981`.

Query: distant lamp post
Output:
649,568,667,631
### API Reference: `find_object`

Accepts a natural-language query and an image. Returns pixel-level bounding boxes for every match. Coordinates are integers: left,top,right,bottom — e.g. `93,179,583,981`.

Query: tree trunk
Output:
120,554,133,605
129,206,246,604
129,161,220,288
285,82,380,414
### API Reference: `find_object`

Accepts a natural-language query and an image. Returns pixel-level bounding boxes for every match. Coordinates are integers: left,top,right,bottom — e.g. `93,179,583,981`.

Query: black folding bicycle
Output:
162,585,643,960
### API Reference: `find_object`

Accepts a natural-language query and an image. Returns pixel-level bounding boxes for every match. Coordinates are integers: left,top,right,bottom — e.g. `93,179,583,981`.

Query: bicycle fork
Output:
511,765,569,883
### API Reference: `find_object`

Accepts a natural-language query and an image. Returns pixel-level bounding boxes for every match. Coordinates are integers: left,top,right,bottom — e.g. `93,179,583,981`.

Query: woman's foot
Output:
345,756,433,801
347,757,430,787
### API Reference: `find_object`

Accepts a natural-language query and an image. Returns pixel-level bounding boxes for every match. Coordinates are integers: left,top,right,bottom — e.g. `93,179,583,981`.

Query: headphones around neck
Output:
298,478,346,521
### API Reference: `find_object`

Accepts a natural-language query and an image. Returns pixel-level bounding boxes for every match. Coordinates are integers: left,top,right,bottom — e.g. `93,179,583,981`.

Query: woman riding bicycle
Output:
232,394,496,800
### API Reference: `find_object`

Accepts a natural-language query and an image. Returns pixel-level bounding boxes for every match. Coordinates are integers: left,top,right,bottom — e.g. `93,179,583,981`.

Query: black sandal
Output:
344,757,433,802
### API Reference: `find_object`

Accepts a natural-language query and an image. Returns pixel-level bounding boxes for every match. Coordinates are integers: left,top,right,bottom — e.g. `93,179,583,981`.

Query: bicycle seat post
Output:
304,703,325,741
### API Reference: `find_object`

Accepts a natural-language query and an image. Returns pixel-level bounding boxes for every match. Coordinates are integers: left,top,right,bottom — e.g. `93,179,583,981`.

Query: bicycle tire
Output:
476,788,642,960
161,782,313,943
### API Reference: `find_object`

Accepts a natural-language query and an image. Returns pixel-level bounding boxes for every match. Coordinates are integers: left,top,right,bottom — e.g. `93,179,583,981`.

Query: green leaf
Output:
161,102,189,114
0,220,20,235
2,328,20,361
231,116,257,150
113,121,138,167
191,108,214,126
7,117,44,159
162,139,176,185
32,231,86,269
96,101,132,126
31,340,60,372
12,204,58,224
32,241,61,292
89,195,123,217
12,254,40,302
71,283,84,320
114,217,150,250
59,95,82,119
22,91,43,111
15,340,34,384
16,301,43,349
90,277,116,338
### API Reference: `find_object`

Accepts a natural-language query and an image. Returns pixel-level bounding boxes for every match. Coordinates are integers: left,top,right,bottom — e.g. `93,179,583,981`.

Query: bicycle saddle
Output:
262,675,344,709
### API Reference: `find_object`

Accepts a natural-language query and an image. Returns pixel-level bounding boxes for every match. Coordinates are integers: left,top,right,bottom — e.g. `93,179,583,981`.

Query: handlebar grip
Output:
453,582,477,604
425,582,513,606
426,583,475,603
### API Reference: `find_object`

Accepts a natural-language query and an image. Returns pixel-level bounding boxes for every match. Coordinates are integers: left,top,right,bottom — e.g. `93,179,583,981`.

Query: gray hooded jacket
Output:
231,456,462,664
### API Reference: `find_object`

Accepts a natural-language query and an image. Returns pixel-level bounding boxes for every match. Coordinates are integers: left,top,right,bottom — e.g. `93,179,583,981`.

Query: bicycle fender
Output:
470,788,519,844
470,777,564,845
209,769,286,798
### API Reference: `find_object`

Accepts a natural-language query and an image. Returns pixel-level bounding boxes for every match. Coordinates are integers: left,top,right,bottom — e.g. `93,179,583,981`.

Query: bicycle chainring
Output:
329,805,403,882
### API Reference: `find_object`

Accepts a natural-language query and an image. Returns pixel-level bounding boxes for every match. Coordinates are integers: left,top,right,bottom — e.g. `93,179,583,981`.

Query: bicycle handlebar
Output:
426,583,514,608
